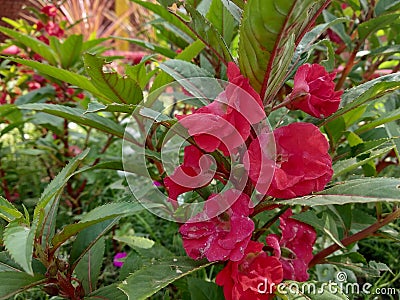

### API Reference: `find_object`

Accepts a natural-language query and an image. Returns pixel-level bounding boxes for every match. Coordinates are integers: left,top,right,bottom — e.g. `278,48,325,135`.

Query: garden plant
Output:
0,0,400,299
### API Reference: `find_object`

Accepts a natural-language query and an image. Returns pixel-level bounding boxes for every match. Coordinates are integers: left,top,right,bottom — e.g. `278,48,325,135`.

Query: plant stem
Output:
309,208,400,267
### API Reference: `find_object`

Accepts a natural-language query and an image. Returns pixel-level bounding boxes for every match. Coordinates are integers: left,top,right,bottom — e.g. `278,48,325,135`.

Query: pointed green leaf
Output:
358,13,400,41
0,196,23,222
0,26,57,65
277,178,400,206
355,107,400,134
0,252,23,272
50,34,83,69
187,277,224,300
5,58,105,101
238,0,328,100
3,220,35,275
86,284,127,300
179,4,233,64
114,235,155,249
0,272,45,300
118,257,212,299
75,237,105,294
18,104,126,139
83,53,143,104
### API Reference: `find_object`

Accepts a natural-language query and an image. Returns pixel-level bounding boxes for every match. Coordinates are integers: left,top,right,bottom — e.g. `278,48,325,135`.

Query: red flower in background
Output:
216,241,283,300
287,63,343,118
177,62,265,156
41,5,58,17
179,189,254,262
266,209,316,282
268,122,332,199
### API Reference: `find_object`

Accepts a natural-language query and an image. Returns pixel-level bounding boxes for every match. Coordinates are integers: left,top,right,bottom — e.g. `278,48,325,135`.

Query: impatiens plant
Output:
1,0,400,299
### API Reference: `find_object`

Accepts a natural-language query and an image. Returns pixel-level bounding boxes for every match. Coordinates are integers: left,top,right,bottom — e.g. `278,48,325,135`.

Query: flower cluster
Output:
161,62,341,299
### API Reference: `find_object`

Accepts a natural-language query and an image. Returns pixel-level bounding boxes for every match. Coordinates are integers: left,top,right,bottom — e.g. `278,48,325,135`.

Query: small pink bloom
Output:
287,63,343,118
1,45,20,55
266,209,316,282
216,241,283,300
113,252,127,268
28,81,41,91
41,5,58,17
179,189,254,262
268,123,333,199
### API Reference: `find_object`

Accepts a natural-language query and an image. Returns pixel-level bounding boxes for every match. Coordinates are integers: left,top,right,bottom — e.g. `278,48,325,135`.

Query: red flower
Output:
178,62,265,156
45,21,64,37
164,145,215,205
243,131,276,195
216,241,283,300
287,64,343,118
247,123,332,199
266,209,316,282
41,5,58,17
179,189,254,262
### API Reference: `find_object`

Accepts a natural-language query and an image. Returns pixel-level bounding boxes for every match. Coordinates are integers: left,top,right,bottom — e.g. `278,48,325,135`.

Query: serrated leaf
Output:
3,221,34,275
158,59,223,100
0,196,23,222
321,73,400,126
238,0,328,100
84,53,143,105
5,58,104,101
118,257,212,299
114,235,155,249
150,39,205,92
0,26,57,65
332,144,394,179
277,178,400,206
0,272,45,300
0,252,22,272
75,237,105,294
86,284,127,300
175,4,233,64
51,202,149,250
19,104,126,139
358,13,400,41
33,150,89,248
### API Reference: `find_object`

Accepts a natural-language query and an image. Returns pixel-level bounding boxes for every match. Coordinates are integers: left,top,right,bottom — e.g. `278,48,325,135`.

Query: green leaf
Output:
3,220,35,275
14,85,55,105
33,150,89,248
84,102,135,114
114,235,155,249
355,107,400,134
278,178,400,206
74,237,105,294
113,37,177,58
238,0,328,100
326,253,381,277
206,0,238,47
321,73,400,126
332,144,394,179
6,58,104,101
50,34,83,69
158,59,223,99
276,280,348,299
0,196,23,222
358,13,400,41
0,272,45,300
150,39,205,92
375,0,400,16
51,202,149,250
19,104,126,139
187,277,224,300
83,53,143,105
0,252,23,272
86,284,127,300
0,26,57,65
118,257,212,300
130,0,196,40
180,4,233,64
